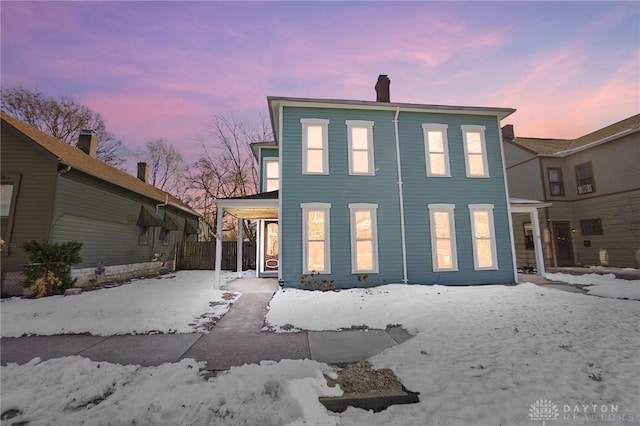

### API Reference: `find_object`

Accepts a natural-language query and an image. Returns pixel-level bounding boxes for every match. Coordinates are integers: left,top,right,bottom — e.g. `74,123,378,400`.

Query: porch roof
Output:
215,190,278,219
510,197,552,213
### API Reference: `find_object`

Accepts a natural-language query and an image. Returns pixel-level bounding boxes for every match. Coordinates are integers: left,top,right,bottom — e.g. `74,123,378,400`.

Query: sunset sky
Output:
1,1,638,168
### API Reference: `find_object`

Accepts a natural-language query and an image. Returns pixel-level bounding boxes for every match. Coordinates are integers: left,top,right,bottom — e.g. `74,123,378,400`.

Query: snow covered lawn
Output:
2,280,639,425
267,282,640,425
0,270,243,337
546,272,640,300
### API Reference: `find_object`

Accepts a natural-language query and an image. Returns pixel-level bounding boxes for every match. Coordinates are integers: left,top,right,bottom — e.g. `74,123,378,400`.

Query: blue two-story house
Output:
214,76,519,289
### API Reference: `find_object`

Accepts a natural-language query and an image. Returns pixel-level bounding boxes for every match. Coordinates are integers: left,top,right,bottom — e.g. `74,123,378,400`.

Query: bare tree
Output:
1,86,127,166
189,113,273,240
139,137,189,198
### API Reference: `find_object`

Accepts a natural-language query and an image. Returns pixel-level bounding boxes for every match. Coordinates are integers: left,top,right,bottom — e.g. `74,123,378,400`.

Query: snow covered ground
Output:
267,282,640,425
2,275,639,425
0,270,245,337
546,272,640,300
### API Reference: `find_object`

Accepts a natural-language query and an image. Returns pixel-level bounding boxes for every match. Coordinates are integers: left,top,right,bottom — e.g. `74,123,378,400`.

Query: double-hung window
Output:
301,203,331,274
575,162,596,195
423,124,450,177
427,204,458,271
301,119,329,174
461,125,489,177
349,203,379,273
346,120,375,175
264,158,279,192
469,204,498,270
547,168,565,196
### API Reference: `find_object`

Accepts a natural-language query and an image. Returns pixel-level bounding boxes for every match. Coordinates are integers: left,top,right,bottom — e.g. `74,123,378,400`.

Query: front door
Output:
263,221,279,272
552,221,574,266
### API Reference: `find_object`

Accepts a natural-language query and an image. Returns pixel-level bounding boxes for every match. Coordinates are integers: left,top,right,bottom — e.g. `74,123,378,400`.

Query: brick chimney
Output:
501,124,515,141
375,74,390,102
137,162,149,183
77,130,98,157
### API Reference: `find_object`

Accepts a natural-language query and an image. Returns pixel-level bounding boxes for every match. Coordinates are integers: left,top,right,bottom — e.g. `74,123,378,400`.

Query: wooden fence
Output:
175,241,256,271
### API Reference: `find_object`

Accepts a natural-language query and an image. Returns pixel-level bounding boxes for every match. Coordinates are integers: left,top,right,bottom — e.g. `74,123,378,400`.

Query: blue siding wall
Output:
279,106,514,288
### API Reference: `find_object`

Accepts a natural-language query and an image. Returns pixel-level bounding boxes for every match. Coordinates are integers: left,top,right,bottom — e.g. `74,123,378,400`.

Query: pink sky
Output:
1,1,638,169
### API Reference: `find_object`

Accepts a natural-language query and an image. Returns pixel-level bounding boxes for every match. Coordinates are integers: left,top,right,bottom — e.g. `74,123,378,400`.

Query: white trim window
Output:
469,204,498,270
422,124,450,177
263,158,279,192
427,204,458,271
461,125,489,178
301,203,331,274
346,120,375,175
301,119,329,174
349,203,379,273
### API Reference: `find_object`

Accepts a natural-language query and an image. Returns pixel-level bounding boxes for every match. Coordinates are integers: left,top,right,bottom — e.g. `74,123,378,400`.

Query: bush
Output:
21,241,83,297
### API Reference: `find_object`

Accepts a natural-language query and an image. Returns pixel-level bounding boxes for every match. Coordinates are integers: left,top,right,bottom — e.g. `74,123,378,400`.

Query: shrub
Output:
21,241,83,297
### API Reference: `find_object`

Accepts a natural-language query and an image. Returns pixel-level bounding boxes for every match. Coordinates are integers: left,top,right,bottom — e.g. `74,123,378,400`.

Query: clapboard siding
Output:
51,171,190,268
279,106,514,288
0,123,58,263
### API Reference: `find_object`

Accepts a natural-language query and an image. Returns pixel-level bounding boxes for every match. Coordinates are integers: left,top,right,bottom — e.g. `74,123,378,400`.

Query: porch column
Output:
237,218,243,279
531,208,546,276
214,206,223,289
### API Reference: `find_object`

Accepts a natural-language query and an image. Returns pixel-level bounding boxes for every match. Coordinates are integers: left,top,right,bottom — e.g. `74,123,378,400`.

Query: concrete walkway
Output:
0,278,412,370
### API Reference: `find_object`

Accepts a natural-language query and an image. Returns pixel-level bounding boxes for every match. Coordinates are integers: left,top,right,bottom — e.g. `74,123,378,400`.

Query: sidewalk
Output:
0,278,412,370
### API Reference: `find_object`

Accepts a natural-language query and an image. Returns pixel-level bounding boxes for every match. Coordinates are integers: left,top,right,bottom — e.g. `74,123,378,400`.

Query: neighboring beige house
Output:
503,114,640,270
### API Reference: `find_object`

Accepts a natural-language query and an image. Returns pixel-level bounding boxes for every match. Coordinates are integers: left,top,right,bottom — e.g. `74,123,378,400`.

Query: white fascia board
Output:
267,96,516,120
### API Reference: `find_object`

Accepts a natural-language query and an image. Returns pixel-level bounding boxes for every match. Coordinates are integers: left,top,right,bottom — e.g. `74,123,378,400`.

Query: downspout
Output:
393,107,409,284
156,194,169,213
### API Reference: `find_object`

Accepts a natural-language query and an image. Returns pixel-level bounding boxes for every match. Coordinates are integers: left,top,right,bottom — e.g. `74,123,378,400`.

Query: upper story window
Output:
263,158,279,192
461,125,489,178
427,204,458,272
547,168,565,196
575,162,596,195
469,204,498,270
346,120,375,175
301,202,331,274
301,119,329,174
423,124,450,177
349,203,379,273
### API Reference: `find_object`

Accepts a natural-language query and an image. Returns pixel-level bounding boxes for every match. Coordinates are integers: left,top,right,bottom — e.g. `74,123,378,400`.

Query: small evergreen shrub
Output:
21,240,83,297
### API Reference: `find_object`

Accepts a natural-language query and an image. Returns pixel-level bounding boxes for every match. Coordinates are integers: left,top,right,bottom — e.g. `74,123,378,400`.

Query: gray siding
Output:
280,106,514,288
51,171,192,268
507,129,640,268
0,123,58,264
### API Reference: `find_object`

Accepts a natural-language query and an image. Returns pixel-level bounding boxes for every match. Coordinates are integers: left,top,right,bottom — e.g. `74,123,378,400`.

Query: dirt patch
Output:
325,360,404,394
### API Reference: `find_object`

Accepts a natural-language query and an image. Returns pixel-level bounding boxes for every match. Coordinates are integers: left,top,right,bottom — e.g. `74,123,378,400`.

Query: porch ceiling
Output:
225,208,278,220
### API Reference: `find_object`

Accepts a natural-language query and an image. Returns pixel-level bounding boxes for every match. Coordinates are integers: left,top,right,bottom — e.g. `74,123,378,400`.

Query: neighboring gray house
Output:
1,112,200,296
503,114,640,269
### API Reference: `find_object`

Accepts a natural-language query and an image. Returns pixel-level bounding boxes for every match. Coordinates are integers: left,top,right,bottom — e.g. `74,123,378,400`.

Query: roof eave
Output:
267,96,516,120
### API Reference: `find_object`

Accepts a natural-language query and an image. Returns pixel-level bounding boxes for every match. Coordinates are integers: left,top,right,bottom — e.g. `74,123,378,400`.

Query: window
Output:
346,120,375,175
547,168,565,196
427,204,458,271
264,158,279,192
469,204,498,270
139,227,150,245
301,119,329,174
160,228,170,246
1,173,20,251
523,222,534,250
349,203,379,273
580,218,603,235
575,162,596,194
301,203,331,274
423,124,450,177
461,125,489,177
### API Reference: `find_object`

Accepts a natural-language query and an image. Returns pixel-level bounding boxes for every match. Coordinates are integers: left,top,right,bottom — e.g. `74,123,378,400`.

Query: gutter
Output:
393,107,408,284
